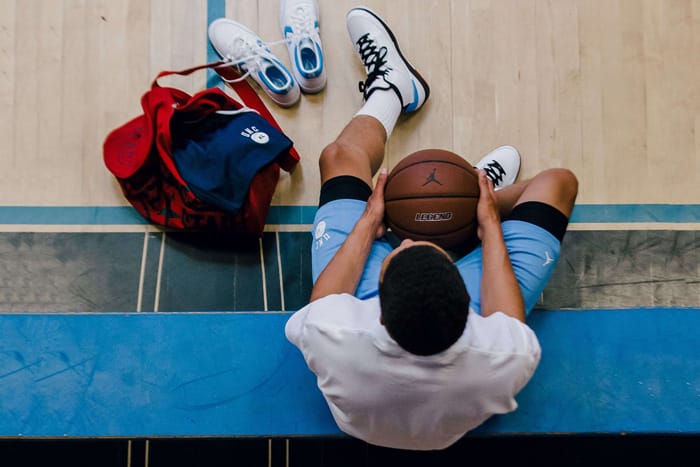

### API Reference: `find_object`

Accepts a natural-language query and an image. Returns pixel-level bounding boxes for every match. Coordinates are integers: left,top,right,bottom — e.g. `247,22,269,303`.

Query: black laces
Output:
355,33,390,98
482,160,506,185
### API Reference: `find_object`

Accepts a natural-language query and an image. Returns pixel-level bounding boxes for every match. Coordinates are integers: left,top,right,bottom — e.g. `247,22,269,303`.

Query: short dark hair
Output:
378,244,470,356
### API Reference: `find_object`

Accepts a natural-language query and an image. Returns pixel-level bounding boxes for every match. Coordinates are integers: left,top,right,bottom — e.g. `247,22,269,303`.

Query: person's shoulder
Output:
303,294,381,328
286,294,381,347
462,309,540,357
306,293,378,311
467,308,532,331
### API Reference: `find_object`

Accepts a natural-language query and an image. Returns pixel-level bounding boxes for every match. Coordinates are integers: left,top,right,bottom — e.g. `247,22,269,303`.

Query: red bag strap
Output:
152,62,300,172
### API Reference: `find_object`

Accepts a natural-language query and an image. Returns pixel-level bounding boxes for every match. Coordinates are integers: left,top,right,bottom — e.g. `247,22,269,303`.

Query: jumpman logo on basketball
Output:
422,168,443,186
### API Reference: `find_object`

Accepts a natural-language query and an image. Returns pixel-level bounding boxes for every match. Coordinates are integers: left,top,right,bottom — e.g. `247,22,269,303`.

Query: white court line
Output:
567,223,700,231
153,233,166,312
276,231,286,312
265,224,313,232
259,237,268,311
136,232,149,312
1,223,698,233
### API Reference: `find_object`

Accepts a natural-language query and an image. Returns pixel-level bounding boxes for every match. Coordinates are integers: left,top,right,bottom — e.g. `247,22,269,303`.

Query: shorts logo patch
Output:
542,251,554,266
314,220,331,249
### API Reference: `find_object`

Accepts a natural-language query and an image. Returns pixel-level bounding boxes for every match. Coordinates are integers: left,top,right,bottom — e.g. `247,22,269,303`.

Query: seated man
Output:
285,6,578,451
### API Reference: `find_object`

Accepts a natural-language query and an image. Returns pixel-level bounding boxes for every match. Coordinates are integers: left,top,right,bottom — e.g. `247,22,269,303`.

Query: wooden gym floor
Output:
0,0,698,465
1,0,699,209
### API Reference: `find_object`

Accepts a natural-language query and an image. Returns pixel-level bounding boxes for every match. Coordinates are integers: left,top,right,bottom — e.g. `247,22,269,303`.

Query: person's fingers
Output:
478,170,495,198
478,170,488,191
375,223,386,239
365,168,387,230
374,167,388,197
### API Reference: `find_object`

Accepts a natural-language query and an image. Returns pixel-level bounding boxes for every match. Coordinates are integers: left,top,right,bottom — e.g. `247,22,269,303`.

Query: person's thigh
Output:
455,220,561,315
311,199,394,300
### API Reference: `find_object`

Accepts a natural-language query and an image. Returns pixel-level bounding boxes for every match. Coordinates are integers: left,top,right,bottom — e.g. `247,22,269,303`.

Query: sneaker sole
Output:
296,74,327,94
348,7,430,111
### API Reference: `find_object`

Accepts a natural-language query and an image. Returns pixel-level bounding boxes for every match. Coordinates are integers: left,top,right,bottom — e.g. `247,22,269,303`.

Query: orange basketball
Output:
384,149,480,249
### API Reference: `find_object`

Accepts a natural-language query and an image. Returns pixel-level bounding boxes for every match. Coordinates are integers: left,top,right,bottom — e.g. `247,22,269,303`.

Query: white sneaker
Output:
475,145,521,190
346,7,429,113
208,18,301,108
280,0,327,94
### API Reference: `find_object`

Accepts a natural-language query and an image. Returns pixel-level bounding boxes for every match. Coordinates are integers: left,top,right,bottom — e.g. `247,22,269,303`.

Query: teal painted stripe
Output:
0,206,149,225
206,0,226,87
571,204,700,223
266,205,317,225
0,205,698,225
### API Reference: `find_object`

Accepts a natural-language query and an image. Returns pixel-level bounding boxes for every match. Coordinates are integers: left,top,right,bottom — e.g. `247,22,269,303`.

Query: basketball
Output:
384,149,480,249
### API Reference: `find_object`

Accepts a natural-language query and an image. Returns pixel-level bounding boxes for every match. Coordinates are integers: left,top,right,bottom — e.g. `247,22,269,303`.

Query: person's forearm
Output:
479,224,526,322
309,216,377,302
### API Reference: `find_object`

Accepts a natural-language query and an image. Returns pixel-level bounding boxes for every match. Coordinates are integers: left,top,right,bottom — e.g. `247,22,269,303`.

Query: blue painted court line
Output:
0,206,149,225
266,205,318,225
0,205,698,225
570,204,700,223
206,0,226,88
1,308,698,437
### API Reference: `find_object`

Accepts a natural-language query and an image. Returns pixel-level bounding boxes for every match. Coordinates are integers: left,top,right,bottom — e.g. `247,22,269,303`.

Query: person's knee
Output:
319,141,355,172
540,168,578,201
554,168,578,201
319,142,341,167
319,141,374,184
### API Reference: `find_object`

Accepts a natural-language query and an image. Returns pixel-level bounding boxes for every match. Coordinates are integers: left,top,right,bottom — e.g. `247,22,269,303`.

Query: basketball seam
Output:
384,195,478,202
387,221,477,237
386,160,478,183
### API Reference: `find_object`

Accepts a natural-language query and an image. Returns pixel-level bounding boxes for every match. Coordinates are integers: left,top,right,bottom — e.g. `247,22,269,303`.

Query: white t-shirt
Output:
285,293,541,451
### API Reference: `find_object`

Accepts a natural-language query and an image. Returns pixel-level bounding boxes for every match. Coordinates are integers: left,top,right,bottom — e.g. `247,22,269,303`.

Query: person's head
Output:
378,239,470,356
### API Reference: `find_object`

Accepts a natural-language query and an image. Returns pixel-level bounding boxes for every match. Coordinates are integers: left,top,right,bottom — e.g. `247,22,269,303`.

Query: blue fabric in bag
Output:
170,109,293,213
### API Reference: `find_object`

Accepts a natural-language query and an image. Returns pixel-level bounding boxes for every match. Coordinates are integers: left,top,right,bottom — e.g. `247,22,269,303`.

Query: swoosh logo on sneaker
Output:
404,81,420,112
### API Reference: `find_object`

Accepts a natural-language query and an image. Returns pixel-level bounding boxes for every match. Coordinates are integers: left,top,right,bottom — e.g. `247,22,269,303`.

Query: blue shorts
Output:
311,199,562,315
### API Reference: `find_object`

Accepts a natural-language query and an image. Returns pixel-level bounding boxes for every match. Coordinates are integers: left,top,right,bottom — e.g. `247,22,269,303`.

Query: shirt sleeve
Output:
285,301,313,348
285,294,380,354
493,311,542,392
469,310,542,396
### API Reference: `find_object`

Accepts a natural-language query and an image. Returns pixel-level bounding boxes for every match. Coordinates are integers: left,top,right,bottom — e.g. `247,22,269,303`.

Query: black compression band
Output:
506,201,570,242
319,175,373,207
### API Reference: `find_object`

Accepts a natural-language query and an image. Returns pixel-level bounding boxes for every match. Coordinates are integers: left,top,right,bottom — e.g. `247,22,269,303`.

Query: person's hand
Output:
476,169,501,240
363,168,388,239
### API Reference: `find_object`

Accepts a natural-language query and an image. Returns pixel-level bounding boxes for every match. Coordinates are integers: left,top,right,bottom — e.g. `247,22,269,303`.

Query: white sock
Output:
354,90,402,137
